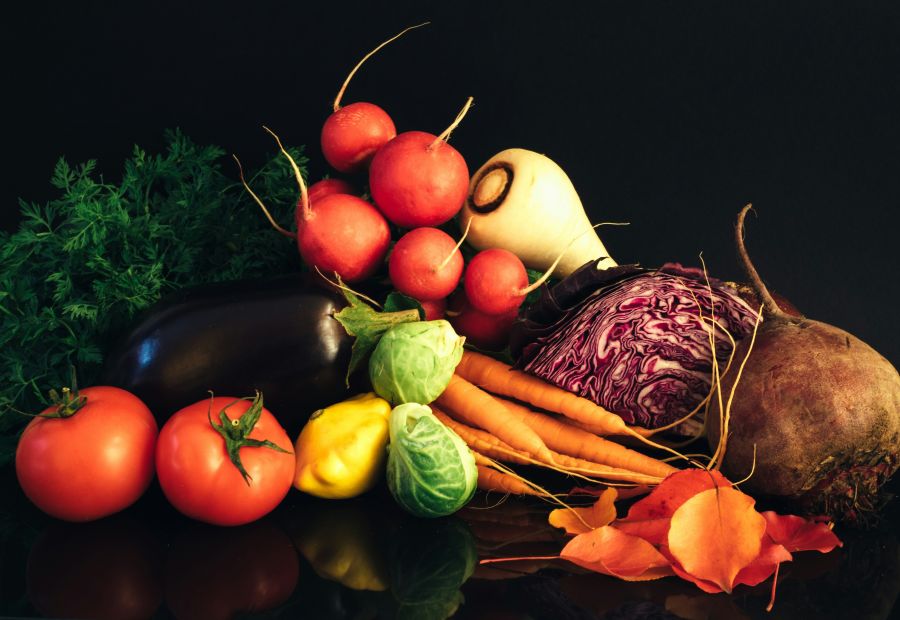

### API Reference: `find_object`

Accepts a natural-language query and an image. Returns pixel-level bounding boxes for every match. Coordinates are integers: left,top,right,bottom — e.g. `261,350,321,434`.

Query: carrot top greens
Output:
0,130,306,464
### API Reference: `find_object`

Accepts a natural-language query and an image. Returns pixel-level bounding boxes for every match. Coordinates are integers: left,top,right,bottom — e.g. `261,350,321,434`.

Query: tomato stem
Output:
35,367,88,419
207,391,292,486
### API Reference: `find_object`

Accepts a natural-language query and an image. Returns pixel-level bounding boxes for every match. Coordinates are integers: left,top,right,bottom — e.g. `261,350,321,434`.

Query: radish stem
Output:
429,97,474,149
263,126,311,221
437,216,473,271
233,154,296,240
313,266,383,309
518,222,629,296
332,22,429,112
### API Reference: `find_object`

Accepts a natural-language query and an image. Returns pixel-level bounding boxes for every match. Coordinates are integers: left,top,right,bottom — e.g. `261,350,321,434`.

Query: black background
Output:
2,0,898,365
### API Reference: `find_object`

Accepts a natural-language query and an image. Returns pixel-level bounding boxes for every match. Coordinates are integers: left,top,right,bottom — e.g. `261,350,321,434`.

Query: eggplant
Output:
102,275,355,435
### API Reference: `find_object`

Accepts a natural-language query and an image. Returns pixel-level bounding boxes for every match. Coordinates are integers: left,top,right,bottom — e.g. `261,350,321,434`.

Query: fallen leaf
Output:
732,536,793,588
668,560,726,594
761,511,842,553
614,469,731,545
549,488,617,535
560,525,673,581
570,485,652,501
667,487,766,593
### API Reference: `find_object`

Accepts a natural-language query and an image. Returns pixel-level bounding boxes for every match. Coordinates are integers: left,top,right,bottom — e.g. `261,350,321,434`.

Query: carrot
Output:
476,464,547,497
434,407,663,486
497,397,678,479
455,350,631,435
433,407,531,465
435,374,555,463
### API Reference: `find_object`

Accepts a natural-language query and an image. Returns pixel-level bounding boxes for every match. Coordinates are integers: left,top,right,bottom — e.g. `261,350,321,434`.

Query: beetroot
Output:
708,205,900,523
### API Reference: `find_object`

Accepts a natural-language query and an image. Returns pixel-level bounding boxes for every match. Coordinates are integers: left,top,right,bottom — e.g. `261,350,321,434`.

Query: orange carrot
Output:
434,407,663,486
455,350,631,435
435,374,555,463
432,407,532,466
476,464,547,497
497,397,678,479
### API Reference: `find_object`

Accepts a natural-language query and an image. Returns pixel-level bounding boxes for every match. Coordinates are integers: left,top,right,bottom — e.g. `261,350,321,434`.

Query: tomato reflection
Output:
26,516,163,620
164,518,299,620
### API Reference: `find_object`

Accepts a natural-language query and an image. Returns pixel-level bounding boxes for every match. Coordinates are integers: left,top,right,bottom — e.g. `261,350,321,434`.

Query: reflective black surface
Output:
3,464,899,620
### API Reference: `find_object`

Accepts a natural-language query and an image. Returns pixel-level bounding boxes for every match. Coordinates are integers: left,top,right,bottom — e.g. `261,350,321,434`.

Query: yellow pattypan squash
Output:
293,392,391,499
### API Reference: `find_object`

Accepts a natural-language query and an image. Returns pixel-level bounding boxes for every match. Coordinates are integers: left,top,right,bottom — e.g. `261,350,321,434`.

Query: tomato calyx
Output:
207,391,291,485
46,386,88,418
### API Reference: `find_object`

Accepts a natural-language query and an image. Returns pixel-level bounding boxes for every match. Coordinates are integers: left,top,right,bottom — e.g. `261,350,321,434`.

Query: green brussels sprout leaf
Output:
386,403,477,519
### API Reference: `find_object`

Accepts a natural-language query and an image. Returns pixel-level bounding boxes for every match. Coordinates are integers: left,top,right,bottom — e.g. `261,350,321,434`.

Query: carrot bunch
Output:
434,350,680,497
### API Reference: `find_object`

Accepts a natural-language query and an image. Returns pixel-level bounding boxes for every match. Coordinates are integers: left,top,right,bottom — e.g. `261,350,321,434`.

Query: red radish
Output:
418,297,447,321
236,128,390,283
322,103,395,174
295,193,390,282
321,24,426,173
307,178,357,204
389,227,465,301
369,98,473,228
450,300,518,351
463,248,531,315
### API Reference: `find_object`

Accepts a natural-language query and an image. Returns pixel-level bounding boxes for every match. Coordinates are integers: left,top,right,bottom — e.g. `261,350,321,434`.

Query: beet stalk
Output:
708,205,900,523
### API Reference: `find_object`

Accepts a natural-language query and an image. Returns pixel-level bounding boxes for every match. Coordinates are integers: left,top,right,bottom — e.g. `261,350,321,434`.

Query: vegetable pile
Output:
3,22,898,614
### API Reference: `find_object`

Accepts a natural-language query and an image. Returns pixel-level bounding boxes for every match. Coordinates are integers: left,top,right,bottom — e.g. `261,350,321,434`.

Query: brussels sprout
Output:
386,403,477,518
369,320,464,405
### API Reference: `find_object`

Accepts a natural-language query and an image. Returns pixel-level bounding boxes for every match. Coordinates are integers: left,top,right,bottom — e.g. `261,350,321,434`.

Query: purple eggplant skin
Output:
101,275,355,436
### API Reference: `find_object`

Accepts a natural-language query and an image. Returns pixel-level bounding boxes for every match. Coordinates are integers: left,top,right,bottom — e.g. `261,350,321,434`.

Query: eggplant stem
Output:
735,204,791,320
332,22,429,112
429,96,474,149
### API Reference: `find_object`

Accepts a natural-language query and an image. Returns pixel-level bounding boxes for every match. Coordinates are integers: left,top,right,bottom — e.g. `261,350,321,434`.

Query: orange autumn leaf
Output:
549,488,617,535
614,469,731,546
667,487,767,593
561,525,673,581
761,512,842,553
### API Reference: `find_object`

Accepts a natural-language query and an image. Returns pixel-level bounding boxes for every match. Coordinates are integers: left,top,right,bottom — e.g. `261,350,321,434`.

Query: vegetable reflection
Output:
286,497,390,591
282,495,477,619
386,516,477,619
26,516,162,620
164,519,298,620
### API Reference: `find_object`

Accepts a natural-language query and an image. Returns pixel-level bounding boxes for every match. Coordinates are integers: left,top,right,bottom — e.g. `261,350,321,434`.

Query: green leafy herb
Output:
0,129,307,464
332,288,421,386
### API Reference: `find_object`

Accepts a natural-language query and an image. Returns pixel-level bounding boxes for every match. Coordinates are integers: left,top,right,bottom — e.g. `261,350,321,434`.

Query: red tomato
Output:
27,516,163,620
15,386,158,522
165,519,299,620
156,394,295,526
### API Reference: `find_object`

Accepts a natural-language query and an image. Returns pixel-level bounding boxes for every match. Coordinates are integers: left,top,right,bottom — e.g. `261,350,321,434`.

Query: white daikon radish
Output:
460,148,617,276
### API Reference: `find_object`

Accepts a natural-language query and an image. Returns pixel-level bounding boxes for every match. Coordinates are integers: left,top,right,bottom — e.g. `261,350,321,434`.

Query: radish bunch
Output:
238,25,547,351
